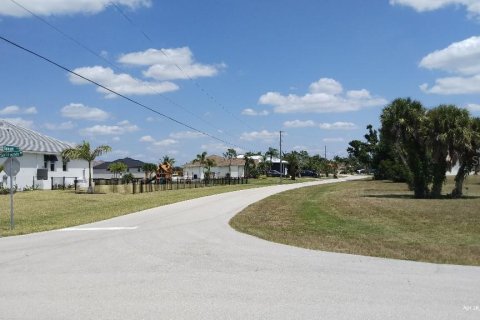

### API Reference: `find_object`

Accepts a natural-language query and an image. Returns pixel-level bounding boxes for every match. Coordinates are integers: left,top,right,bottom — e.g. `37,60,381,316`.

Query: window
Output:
50,162,55,172
63,161,68,172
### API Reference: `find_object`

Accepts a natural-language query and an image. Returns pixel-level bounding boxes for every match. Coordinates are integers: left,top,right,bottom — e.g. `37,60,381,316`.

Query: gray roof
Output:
0,119,73,154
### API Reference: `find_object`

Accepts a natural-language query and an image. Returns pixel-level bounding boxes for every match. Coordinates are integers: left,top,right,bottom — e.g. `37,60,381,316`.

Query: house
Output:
93,157,145,179
0,119,88,190
183,155,246,179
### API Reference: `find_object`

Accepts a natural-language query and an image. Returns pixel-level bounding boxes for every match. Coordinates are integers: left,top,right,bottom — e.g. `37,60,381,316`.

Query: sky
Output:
1,0,480,165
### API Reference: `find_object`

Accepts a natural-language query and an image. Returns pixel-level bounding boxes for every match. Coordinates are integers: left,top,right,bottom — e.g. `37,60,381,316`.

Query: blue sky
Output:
1,0,479,165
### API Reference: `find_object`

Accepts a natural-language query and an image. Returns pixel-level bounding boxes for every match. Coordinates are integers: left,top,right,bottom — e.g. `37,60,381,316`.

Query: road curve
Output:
0,176,479,320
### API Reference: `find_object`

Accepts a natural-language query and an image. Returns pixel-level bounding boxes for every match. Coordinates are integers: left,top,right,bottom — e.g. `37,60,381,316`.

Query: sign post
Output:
1,145,22,230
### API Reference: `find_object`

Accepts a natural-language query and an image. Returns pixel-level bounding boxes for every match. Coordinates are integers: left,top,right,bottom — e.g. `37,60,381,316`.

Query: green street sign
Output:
0,151,23,158
3,145,20,152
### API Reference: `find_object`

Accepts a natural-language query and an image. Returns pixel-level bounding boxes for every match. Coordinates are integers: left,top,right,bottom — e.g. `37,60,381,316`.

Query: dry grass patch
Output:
230,176,480,265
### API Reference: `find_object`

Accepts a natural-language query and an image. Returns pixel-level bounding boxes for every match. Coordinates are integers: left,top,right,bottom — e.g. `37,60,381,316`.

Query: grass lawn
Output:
230,175,480,266
0,176,317,237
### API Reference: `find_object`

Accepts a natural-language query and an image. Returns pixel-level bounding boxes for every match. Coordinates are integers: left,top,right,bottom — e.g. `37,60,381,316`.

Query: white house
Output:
0,119,88,190
183,155,245,179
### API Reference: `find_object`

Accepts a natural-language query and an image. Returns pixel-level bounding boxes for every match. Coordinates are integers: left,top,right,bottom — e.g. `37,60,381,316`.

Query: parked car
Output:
299,170,318,177
266,170,282,177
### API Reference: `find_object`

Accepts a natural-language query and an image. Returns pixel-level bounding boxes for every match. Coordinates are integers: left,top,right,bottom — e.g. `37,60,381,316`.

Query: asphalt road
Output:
0,177,479,320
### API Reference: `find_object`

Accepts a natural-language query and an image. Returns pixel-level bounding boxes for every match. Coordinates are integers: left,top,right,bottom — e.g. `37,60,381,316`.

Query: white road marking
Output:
59,227,138,231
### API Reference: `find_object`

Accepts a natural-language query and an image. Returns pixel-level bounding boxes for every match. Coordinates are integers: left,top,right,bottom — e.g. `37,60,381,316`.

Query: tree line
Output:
347,98,480,198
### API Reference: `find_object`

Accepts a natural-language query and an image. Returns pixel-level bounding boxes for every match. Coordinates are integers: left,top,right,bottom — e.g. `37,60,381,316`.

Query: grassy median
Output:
230,176,480,266
0,177,314,237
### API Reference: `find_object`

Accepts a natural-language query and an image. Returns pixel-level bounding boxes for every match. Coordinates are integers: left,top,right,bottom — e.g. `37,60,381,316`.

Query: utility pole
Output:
280,131,283,184
324,145,327,159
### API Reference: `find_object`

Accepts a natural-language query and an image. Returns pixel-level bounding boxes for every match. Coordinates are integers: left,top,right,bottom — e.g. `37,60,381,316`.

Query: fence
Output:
90,177,248,194
51,176,78,190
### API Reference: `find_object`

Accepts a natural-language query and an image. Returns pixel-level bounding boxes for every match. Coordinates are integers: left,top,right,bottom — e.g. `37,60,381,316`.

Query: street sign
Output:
2,145,20,152
0,151,23,158
4,157,20,177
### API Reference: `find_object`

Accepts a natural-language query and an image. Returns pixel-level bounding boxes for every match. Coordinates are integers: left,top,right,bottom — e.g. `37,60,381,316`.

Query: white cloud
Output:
466,103,480,112
1,117,33,129
44,121,76,130
420,36,480,95
61,103,109,121
24,107,38,114
199,143,243,154
69,66,178,97
139,135,178,147
169,131,204,139
322,137,345,142
0,105,37,115
420,36,480,75
309,78,343,95
318,122,357,130
119,47,225,81
390,0,480,17
80,120,139,135
420,75,480,94
241,108,269,116
0,0,151,17
283,120,316,128
112,137,121,142
139,135,155,142
240,130,278,142
153,139,177,147
258,78,387,113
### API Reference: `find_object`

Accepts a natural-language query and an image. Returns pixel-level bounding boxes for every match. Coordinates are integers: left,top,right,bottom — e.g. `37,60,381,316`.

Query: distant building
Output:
183,155,246,179
0,119,88,190
93,157,146,179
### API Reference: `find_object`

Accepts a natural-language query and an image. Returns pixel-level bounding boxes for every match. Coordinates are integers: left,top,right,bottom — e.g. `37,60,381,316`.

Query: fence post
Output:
51,177,53,190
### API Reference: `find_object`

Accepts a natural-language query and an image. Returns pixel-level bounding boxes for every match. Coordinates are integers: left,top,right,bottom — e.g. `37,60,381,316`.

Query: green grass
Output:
230,176,480,266
0,176,318,237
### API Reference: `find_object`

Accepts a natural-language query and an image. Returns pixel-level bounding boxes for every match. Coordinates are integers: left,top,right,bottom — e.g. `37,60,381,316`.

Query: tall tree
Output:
451,117,480,197
283,151,300,180
380,98,431,198
108,162,127,179
223,148,237,177
142,163,158,180
162,155,175,166
193,151,215,180
427,105,472,197
265,147,279,170
61,141,111,193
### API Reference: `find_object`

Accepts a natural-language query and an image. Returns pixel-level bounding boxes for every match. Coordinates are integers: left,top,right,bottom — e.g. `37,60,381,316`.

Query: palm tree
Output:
192,151,211,179
142,163,158,180
265,147,279,170
283,151,300,180
427,105,472,198
61,141,111,193
204,158,216,180
108,162,127,179
162,155,175,166
451,117,480,197
223,148,237,177
380,98,431,198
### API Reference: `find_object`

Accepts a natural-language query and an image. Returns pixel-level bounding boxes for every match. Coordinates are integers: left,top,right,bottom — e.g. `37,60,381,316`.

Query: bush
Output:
375,159,411,183
121,173,134,184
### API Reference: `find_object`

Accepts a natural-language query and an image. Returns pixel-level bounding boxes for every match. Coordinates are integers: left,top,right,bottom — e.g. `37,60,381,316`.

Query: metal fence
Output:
91,177,248,194
51,177,78,190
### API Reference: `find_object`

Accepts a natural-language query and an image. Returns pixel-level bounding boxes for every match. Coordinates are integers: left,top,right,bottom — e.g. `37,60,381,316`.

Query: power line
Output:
0,35,243,149
111,3,257,131
8,0,239,142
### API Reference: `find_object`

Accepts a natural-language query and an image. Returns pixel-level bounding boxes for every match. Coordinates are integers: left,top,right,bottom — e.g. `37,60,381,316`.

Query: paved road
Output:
0,177,479,320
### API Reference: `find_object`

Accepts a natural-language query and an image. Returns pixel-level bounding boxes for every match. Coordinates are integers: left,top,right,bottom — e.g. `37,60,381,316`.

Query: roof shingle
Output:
0,119,72,154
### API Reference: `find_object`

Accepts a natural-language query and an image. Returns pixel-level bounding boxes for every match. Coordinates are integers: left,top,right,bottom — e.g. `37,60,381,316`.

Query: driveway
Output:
0,176,479,319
